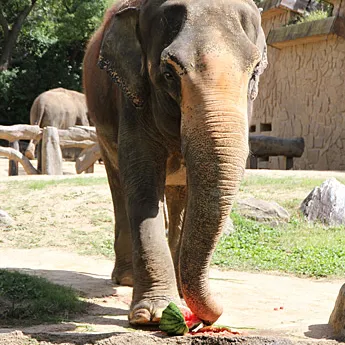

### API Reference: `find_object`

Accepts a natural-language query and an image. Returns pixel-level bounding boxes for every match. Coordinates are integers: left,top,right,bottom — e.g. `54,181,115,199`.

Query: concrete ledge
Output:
267,16,345,49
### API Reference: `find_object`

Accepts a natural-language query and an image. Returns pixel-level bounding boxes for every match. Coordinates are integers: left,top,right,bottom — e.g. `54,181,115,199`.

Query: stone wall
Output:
252,0,345,170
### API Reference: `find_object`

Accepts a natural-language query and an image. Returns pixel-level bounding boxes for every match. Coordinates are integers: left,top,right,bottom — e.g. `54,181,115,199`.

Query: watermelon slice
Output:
159,302,202,335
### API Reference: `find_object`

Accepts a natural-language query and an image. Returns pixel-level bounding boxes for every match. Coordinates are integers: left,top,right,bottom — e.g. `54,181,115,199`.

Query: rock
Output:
300,178,345,225
235,198,290,222
0,209,13,226
222,217,235,235
329,283,345,340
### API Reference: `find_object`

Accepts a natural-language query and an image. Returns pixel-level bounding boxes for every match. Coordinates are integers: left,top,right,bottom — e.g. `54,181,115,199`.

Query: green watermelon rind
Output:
159,302,189,335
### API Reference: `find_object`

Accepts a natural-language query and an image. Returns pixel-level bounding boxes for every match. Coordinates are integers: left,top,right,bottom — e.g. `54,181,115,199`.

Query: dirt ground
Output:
0,157,344,345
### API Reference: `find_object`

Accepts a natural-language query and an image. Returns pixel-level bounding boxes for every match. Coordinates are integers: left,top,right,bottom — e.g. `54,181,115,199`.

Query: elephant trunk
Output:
179,70,249,324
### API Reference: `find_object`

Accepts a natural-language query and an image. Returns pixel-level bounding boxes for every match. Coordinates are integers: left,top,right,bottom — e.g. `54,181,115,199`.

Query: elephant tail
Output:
25,97,45,159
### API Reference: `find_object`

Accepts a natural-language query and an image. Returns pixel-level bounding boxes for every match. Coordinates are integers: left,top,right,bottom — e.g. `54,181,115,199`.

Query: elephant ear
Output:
248,27,268,101
98,7,148,108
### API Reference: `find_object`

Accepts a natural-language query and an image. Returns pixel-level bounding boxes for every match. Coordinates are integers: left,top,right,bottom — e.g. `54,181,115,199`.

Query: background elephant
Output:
25,88,90,171
83,0,267,326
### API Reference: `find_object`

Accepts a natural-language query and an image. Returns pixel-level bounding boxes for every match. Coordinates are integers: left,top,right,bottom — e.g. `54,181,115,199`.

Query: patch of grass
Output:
90,211,113,226
90,238,114,258
285,6,333,27
68,227,114,259
213,213,345,277
0,269,87,325
238,175,344,214
13,177,108,191
241,176,333,188
300,10,329,22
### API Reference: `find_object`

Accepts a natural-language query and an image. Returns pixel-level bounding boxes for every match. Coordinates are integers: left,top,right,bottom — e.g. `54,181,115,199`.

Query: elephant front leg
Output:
119,132,180,325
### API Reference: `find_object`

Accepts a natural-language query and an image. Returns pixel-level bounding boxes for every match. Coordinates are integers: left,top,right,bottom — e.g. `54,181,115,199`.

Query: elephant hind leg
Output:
111,185,133,286
165,185,186,297
99,140,133,286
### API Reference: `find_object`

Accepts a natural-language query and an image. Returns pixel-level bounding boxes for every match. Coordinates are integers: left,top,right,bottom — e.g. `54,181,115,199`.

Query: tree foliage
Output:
0,0,110,125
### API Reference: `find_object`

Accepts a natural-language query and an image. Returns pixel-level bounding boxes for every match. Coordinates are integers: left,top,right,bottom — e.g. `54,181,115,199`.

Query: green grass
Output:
0,269,87,325
285,7,333,27
213,212,345,277
1,174,345,279
11,176,108,191
299,10,329,22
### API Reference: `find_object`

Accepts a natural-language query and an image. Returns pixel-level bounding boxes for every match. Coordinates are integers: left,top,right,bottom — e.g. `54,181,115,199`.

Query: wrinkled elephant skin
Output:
83,0,267,326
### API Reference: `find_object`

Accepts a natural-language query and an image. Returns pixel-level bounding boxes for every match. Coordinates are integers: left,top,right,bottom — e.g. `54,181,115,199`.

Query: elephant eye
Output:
163,71,174,81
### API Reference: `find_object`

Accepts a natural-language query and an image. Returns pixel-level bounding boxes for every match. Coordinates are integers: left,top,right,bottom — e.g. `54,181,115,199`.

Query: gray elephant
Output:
25,88,90,170
83,0,267,326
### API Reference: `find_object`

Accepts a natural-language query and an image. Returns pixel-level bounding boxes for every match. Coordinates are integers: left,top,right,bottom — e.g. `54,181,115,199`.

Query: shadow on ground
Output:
305,324,344,342
2,267,120,298
0,267,132,337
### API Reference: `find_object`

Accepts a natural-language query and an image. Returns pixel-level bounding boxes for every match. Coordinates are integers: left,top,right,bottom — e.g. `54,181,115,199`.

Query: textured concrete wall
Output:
252,1,345,170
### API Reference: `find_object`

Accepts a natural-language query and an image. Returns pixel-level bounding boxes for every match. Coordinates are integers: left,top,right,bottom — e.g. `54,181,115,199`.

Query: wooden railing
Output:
0,125,100,176
249,135,305,170
0,125,305,176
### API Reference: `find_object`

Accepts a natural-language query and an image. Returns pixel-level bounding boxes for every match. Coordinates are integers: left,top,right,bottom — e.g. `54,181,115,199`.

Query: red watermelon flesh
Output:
179,306,202,329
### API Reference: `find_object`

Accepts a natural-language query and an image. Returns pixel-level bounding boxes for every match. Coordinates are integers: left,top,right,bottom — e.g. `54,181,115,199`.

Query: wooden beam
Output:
0,146,38,175
75,143,102,174
0,125,42,142
267,17,345,49
249,135,304,158
60,139,96,149
58,126,97,143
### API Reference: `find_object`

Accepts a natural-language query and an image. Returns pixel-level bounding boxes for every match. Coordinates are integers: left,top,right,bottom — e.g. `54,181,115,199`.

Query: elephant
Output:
83,0,267,326
25,88,90,171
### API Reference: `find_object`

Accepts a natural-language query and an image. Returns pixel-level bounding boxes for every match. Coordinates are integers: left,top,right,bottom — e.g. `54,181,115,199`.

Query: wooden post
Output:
249,155,258,169
286,157,294,170
8,141,19,176
41,126,63,175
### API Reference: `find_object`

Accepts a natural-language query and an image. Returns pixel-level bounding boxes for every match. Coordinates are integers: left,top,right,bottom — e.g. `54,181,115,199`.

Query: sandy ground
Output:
0,156,344,344
0,247,343,341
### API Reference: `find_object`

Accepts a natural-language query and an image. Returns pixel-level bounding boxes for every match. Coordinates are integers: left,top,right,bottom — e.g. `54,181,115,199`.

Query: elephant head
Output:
98,0,267,324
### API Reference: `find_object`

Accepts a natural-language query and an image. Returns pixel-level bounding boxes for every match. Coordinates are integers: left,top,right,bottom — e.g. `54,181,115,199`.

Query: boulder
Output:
300,178,345,225
222,217,235,235
0,209,13,226
235,198,290,222
329,283,345,340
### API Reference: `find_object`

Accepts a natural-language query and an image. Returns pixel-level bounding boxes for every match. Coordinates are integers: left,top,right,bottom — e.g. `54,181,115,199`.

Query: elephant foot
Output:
111,266,133,286
129,296,180,325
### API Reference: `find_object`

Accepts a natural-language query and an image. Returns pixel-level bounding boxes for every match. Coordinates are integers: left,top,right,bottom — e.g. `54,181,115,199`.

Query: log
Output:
0,147,38,175
59,139,96,149
0,125,42,142
249,135,304,158
41,127,63,175
58,127,97,149
75,143,102,174
8,141,19,176
58,126,97,143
